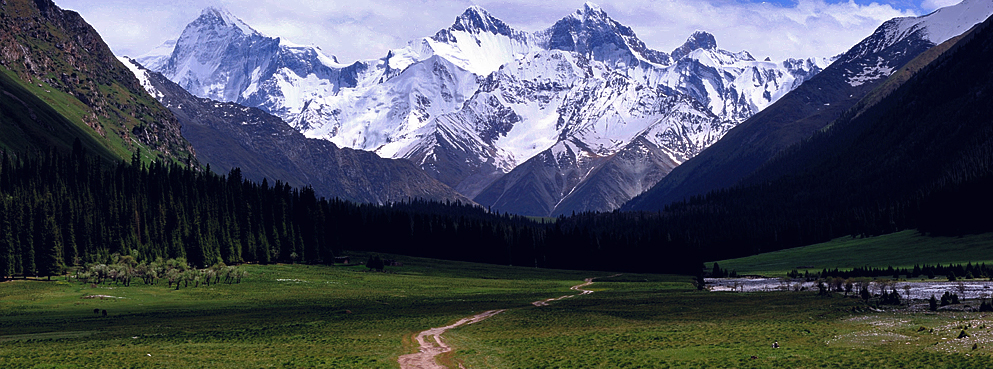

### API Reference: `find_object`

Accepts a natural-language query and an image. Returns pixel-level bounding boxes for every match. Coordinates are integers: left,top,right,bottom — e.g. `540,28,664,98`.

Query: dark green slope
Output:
647,14,993,259
0,0,194,162
622,14,942,212
0,69,115,160
745,15,993,236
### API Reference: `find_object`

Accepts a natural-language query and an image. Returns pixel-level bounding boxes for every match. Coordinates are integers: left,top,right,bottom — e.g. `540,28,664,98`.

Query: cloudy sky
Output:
56,0,961,63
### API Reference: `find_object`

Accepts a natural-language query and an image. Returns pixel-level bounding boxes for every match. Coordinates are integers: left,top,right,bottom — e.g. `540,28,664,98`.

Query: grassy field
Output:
2,252,991,368
0,254,603,368
710,230,993,277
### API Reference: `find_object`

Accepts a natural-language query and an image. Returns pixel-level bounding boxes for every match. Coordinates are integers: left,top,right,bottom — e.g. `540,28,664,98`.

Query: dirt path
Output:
398,275,619,369
397,309,506,369
532,275,616,306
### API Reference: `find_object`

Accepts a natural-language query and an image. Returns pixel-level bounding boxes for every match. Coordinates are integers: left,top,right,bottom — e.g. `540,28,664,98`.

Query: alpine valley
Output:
137,3,824,216
7,0,993,366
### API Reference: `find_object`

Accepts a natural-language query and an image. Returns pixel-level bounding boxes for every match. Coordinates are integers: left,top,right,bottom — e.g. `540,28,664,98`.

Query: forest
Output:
2,128,991,281
0,141,700,279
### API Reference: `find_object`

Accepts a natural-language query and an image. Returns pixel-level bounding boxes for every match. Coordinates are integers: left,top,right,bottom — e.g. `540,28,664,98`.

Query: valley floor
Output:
1,254,990,368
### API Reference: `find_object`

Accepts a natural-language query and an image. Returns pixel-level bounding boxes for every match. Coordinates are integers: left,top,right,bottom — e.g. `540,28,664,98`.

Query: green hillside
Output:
0,0,194,163
0,67,117,160
711,230,993,277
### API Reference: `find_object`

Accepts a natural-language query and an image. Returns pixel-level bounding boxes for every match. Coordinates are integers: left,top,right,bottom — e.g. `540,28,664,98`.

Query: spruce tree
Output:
0,200,13,280
20,202,36,277
37,209,64,280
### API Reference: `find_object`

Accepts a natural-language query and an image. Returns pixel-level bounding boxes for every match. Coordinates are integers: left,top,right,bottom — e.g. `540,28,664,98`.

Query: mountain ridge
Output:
139,2,823,215
622,0,993,212
121,57,469,204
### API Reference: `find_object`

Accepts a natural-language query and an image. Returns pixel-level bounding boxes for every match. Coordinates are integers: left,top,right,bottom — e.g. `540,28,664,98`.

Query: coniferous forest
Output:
0,141,705,279
2,132,992,281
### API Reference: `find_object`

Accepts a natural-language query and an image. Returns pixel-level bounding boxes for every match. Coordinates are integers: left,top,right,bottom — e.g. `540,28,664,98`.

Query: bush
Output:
881,290,901,305
365,256,385,272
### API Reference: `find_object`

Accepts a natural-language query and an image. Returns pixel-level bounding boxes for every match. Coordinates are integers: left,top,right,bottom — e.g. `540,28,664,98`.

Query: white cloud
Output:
56,0,924,64
922,0,962,12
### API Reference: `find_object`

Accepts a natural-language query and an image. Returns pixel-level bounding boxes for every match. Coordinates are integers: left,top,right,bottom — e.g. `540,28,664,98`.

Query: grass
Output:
0,254,600,368
711,230,993,277
2,252,991,368
0,68,119,161
451,283,993,368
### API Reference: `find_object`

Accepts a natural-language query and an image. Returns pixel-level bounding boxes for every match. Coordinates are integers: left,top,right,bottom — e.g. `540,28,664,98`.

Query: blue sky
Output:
56,0,961,63
742,0,948,13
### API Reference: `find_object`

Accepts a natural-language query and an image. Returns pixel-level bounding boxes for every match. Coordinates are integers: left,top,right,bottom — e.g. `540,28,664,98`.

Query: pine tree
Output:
0,200,13,280
20,202,36,277
37,206,64,280
711,263,724,278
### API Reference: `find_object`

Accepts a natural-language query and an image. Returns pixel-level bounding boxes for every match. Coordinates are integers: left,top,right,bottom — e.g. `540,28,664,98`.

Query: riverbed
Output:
705,277,993,300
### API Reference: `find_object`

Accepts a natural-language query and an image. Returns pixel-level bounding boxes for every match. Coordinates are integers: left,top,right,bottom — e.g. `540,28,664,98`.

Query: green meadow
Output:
711,231,993,277
2,252,991,368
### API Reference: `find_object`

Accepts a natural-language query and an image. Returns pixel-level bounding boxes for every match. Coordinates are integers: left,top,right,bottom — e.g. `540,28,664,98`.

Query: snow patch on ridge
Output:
847,57,895,87
118,56,162,100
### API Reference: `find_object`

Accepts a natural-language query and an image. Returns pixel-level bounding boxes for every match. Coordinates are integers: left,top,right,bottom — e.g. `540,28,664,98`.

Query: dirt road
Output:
532,277,596,306
397,309,506,369
398,275,619,369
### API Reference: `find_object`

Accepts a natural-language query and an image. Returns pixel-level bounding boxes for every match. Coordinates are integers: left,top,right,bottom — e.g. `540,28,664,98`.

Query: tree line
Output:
0,142,705,280
3,134,992,281
806,263,993,281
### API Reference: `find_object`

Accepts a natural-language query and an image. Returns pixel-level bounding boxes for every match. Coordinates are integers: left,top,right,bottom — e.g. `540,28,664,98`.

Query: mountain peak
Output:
671,31,718,60
572,1,608,20
195,7,258,35
450,5,513,36
582,2,603,14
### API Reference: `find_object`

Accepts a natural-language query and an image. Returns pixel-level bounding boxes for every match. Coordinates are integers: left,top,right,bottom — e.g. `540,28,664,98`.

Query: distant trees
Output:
940,292,960,306
880,290,901,305
709,263,737,278
792,263,993,281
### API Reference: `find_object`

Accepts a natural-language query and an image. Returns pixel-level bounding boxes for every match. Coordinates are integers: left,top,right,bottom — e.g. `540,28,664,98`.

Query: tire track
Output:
398,274,620,369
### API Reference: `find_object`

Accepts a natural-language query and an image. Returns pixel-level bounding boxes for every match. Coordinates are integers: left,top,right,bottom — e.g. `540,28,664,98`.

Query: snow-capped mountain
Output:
141,3,823,215
838,0,993,88
623,0,993,212
476,91,725,216
121,56,468,204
